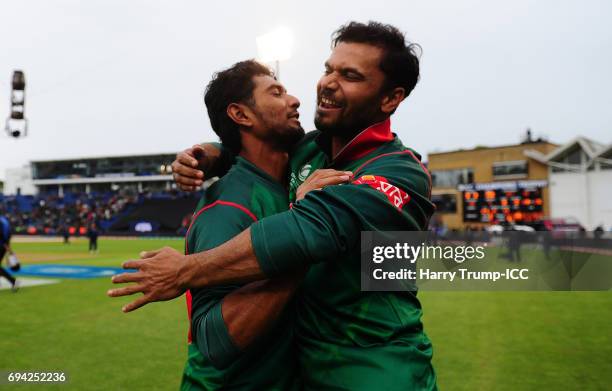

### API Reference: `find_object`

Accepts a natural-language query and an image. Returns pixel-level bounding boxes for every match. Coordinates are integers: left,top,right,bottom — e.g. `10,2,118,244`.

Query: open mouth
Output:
288,112,300,119
318,96,342,110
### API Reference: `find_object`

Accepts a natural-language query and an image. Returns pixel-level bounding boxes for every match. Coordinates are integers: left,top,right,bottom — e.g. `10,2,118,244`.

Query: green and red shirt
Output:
181,157,298,391
250,118,438,390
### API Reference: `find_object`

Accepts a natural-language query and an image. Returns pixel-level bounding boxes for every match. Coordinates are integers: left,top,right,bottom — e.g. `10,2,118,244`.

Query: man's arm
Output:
111,179,426,308
171,143,235,191
180,169,355,288
200,275,301,369
185,204,301,368
110,201,301,367
108,229,262,311
222,276,301,349
109,169,352,311
171,133,316,192
110,159,432,309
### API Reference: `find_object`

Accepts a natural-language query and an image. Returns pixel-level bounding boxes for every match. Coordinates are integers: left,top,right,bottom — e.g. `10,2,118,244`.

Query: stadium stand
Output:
109,195,198,234
0,190,199,236
1,153,209,236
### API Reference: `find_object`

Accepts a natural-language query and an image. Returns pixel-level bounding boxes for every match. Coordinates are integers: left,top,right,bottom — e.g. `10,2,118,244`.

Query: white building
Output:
526,137,612,230
3,153,178,196
4,165,37,195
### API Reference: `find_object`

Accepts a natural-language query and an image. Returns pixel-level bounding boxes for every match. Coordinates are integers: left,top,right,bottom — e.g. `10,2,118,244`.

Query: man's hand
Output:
296,169,352,201
107,246,191,313
171,144,209,192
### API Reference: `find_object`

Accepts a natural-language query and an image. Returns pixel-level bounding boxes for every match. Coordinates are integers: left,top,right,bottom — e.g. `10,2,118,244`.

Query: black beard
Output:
314,91,385,139
273,125,306,150
315,111,381,141
315,116,352,138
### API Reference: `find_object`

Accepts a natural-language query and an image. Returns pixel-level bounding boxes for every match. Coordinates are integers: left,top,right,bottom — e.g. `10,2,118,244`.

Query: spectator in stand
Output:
0,215,19,292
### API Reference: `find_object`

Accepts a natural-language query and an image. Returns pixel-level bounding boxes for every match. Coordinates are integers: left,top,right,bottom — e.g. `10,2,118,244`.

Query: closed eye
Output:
269,86,285,97
342,70,363,81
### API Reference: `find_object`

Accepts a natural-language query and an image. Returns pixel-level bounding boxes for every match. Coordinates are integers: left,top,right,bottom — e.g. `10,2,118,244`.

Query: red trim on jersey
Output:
185,290,193,343
184,200,258,344
353,149,432,199
405,150,432,198
353,150,412,177
333,118,394,165
185,200,257,250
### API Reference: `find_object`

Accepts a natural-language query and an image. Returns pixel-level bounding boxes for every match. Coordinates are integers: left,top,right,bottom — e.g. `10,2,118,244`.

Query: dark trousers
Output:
89,236,98,251
0,266,16,285
0,248,15,285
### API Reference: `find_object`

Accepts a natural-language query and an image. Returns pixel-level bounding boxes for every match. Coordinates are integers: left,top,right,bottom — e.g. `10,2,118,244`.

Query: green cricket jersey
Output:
181,157,298,391
250,118,438,390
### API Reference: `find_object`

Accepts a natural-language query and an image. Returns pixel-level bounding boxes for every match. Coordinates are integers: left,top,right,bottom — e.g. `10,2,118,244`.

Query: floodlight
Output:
5,70,28,138
256,27,294,78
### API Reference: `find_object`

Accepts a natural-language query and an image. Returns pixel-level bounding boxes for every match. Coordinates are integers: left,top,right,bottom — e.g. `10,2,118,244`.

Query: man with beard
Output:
110,22,437,390
175,60,347,390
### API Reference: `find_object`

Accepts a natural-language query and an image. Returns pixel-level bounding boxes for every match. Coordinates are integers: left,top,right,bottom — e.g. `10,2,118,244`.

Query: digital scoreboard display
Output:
459,180,547,224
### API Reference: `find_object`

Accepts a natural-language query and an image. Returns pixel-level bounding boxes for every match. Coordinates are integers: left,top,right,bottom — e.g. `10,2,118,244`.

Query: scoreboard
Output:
458,180,547,224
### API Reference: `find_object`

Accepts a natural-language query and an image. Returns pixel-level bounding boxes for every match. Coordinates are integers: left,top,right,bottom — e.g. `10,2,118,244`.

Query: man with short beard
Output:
176,60,333,390
111,22,437,390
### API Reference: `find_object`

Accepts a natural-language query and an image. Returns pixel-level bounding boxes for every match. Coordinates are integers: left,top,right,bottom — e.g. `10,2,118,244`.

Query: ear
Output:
380,87,406,114
227,103,254,128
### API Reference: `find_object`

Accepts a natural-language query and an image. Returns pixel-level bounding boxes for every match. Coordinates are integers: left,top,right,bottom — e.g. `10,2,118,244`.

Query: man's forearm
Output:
183,228,266,289
200,142,234,178
222,276,301,349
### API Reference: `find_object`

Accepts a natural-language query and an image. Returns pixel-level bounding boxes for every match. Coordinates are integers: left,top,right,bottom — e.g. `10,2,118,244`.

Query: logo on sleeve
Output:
353,175,410,210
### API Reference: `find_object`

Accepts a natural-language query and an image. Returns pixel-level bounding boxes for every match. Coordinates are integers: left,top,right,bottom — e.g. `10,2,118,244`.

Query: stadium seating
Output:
109,196,199,234
0,190,200,236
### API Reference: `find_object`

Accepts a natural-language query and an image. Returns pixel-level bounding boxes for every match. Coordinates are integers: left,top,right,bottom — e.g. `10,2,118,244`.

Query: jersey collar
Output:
234,157,287,193
316,118,394,165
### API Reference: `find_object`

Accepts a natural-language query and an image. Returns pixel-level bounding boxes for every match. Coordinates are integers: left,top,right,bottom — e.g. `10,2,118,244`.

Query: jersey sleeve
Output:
250,155,434,277
188,202,256,369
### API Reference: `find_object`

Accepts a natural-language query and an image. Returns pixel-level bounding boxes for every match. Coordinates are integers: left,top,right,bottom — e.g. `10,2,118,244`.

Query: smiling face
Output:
315,42,388,138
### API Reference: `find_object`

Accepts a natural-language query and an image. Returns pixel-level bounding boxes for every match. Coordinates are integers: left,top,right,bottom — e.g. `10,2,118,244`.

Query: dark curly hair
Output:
204,60,273,154
332,21,421,98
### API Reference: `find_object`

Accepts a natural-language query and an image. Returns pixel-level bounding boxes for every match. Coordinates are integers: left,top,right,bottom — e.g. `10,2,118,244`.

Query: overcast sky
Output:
0,0,610,179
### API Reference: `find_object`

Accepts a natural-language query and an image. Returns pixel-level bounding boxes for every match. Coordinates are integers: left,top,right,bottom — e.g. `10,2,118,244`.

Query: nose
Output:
318,72,339,93
288,94,300,109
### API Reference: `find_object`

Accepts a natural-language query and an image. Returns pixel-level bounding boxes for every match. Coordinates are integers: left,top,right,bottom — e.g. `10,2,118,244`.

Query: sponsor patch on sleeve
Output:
353,175,410,210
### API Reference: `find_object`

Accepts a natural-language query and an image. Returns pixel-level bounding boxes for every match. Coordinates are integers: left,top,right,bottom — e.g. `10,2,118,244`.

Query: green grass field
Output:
1,238,611,390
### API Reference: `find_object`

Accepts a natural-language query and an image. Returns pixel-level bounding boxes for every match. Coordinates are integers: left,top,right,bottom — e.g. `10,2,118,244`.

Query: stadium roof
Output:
428,140,558,156
30,151,179,163
32,175,173,185
543,136,606,162
523,136,612,170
